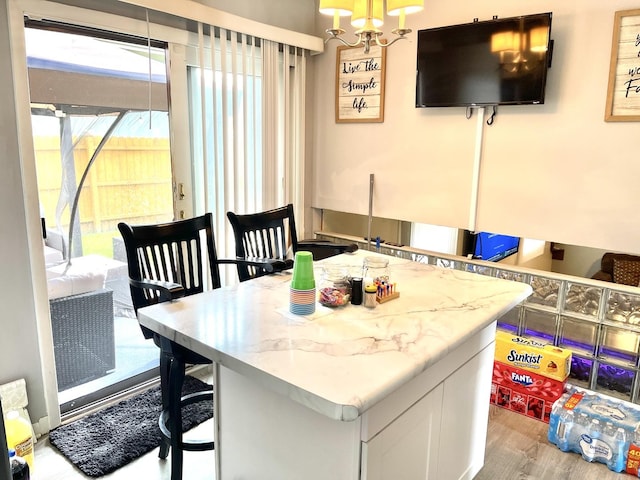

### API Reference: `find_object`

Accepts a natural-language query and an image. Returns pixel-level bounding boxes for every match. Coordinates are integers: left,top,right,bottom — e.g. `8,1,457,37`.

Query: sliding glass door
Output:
26,24,175,414
24,16,307,417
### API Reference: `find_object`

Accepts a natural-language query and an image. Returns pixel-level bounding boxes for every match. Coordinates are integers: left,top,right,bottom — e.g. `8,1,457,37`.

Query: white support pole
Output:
468,107,485,232
367,173,374,251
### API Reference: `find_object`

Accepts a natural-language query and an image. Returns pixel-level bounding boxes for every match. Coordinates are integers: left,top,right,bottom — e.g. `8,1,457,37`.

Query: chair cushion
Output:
44,244,63,266
46,271,106,299
601,252,640,275
612,258,640,286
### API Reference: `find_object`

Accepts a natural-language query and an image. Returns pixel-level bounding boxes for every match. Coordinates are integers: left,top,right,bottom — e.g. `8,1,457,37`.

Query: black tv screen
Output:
416,12,552,107
463,231,520,262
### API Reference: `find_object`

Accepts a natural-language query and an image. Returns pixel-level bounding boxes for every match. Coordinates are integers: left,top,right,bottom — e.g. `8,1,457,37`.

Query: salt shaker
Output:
363,284,377,308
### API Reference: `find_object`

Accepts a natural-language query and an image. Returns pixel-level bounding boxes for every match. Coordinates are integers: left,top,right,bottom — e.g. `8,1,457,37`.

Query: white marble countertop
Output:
138,251,531,421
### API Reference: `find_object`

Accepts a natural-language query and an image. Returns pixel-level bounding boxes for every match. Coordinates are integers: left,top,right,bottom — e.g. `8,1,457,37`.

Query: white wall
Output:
311,0,640,255
551,244,609,278
1,0,58,431
197,0,316,35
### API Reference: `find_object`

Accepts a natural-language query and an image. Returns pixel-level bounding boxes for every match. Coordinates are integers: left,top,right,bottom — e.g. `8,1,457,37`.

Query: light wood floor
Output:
476,406,629,480
32,403,630,479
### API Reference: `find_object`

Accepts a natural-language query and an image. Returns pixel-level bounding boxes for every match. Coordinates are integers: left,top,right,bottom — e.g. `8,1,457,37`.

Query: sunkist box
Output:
494,330,572,382
491,361,566,423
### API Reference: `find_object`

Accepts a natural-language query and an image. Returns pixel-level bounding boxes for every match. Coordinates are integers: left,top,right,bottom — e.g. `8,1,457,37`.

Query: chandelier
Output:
319,0,424,54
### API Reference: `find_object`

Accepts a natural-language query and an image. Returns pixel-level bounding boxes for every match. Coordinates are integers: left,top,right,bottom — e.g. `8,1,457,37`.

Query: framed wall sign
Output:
605,9,640,121
335,44,386,123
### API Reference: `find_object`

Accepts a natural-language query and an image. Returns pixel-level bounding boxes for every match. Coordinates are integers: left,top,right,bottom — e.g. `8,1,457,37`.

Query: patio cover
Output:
25,28,168,112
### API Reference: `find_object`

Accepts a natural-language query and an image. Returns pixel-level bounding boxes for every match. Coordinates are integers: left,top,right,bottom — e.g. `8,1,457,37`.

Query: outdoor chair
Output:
50,289,115,390
117,213,285,480
226,203,358,281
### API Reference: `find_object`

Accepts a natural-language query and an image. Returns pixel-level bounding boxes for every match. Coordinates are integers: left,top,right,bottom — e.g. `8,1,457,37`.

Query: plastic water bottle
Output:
8,449,30,480
556,409,574,452
571,413,590,460
609,427,628,472
570,412,589,445
583,418,604,463
602,422,618,469
548,401,562,445
603,421,616,447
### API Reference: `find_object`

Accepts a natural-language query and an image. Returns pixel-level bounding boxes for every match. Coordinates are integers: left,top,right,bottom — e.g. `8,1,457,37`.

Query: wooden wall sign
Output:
335,44,386,123
605,9,640,121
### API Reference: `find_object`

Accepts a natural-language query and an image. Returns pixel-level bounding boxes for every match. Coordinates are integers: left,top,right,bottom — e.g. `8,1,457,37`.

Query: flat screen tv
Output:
462,231,520,262
416,12,553,107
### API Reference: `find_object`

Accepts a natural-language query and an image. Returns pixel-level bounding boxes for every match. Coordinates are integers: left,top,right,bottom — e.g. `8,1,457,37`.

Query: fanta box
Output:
491,361,566,423
494,331,572,382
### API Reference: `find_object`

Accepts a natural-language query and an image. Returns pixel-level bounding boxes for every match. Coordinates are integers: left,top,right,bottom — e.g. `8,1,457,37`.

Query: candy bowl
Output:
318,266,351,307
319,286,350,307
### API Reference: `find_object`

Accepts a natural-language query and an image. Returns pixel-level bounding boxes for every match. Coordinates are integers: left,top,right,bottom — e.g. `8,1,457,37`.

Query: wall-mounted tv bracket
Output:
472,16,498,22
464,105,498,125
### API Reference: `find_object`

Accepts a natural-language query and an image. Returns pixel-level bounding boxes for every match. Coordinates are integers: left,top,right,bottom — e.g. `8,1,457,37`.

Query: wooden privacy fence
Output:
35,135,174,236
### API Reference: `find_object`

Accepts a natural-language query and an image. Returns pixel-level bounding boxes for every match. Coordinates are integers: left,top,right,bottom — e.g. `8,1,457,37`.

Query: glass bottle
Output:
363,256,389,285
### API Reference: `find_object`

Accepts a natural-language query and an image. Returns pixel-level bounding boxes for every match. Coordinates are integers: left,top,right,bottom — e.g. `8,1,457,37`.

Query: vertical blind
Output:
189,23,307,282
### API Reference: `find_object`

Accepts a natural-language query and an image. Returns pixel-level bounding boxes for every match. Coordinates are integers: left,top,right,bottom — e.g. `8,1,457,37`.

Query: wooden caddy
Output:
376,292,400,303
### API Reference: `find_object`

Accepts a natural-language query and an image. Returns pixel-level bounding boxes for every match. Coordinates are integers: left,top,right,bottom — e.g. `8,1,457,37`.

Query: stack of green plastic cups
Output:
289,251,316,315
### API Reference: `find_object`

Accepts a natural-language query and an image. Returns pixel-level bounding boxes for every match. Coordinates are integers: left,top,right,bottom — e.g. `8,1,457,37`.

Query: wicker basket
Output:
49,289,115,391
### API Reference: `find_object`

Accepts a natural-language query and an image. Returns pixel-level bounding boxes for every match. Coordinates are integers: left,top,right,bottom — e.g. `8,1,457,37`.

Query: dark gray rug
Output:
49,376,213,477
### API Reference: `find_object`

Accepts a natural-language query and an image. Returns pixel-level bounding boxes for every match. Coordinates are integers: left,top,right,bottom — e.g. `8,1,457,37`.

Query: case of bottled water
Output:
548,384,640,474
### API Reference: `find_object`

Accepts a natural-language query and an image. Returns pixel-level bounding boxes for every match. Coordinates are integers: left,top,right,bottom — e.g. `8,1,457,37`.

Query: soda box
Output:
494,330,572,382
491,361,566,423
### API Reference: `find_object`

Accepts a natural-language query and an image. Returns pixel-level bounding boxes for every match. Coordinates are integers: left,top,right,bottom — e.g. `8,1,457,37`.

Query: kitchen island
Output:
138,251,531,480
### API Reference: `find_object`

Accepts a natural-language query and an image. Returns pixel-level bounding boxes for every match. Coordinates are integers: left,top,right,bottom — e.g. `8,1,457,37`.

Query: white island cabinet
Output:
138,251,531,480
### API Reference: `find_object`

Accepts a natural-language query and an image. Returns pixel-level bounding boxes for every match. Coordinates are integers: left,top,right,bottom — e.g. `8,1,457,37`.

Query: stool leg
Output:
169,353,186,480
158,344,172,460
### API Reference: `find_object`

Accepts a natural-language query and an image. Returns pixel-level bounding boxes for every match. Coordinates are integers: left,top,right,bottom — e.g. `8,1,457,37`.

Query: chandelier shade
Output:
351,0,384,29
386,0,424,16
319,0,354,17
